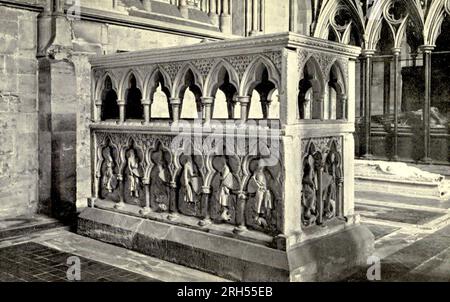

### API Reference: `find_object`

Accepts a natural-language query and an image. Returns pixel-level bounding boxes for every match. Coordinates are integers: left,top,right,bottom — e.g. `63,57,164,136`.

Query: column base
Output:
249,30,262,37
77,207,374,282
420,157,433,165
362,153,373,160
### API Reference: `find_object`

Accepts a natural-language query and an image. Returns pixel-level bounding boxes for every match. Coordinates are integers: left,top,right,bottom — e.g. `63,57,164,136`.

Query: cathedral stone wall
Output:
0,1,212,220
0,5,40,218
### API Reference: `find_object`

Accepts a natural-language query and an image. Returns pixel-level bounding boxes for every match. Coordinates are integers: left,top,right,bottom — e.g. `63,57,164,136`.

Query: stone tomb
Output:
78,32,374,281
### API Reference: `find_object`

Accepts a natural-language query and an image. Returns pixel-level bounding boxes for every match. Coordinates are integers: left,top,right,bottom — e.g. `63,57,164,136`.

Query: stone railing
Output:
88,32,361,249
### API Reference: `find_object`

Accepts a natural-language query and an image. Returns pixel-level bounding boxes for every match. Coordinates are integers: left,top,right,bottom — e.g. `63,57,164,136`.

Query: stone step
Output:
0,215,64,242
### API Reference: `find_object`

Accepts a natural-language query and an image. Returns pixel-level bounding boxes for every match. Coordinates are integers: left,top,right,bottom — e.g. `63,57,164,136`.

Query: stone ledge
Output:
77,207,374,282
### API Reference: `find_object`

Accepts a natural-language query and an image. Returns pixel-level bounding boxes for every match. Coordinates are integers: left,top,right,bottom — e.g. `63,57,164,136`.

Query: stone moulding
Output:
89,32,361,69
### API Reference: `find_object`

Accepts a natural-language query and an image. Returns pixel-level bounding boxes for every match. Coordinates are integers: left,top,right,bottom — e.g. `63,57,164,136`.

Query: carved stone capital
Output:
170,98,181,105
237,96,250,104
201,97,214,105
420,45,435,54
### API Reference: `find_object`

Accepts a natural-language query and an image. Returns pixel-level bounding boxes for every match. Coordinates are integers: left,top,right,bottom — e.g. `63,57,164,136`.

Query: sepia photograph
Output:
0,0,449,292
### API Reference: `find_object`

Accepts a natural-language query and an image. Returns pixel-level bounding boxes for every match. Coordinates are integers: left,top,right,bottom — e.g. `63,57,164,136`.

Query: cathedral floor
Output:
0,190,449,282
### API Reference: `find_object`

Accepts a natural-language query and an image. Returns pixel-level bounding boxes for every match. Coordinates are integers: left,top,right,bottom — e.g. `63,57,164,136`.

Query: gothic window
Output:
299,57,324,120
101,76,119,121
179,69,203,120
148,70,172,120
152,83,171,119
267,89,280,119
211,68,238,119
125,74,144,120
329,63,346,120
247,66,276,120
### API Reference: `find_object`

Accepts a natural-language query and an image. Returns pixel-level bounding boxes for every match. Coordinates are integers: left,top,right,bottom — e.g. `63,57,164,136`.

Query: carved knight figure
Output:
248,163,273,227
217,163,234,222
127,149,141,198
102,150,117,193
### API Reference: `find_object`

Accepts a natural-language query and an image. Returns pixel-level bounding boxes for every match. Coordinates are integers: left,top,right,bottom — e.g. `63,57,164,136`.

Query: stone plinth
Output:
78,206,373,282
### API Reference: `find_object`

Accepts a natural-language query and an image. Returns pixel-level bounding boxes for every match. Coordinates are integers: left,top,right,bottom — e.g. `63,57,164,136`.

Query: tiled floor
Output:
351,189,450,282
0,242,156,282
0,189,449,282
0,227,228,282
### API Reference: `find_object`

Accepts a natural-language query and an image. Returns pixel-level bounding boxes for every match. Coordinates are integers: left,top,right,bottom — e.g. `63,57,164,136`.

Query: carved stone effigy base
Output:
83,32,374,281
78,207,374,282
355,160,450,200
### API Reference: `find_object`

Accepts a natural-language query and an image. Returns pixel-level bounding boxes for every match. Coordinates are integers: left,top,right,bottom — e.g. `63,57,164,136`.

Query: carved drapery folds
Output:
93,130,283,236
301,137,343,228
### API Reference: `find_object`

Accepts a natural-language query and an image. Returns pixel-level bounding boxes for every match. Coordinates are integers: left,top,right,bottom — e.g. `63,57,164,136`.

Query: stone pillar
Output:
143,0,152,12
227,97,236,119
220,0,232,33
279,49,299,124
421,45,434,163
250,0,259,36
312,94,324,120
261,99,272,119
279,48,302,240
179,0,189,18
259,0,265,32
199,187,212,227
237,96,250,123
114,174,125,209
361,50,374,159
140,179,152,214
337,94,347,120
383,58,391,115
289,0,298,32
118,99,125,123
170,98,181,123
94,99,102,121
168,181,179,220
209,0,219,26
201,96,214,124
54,0,64,14
38,57,78,219
234,192,248,233
392,48,401,161
142,99,152,124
